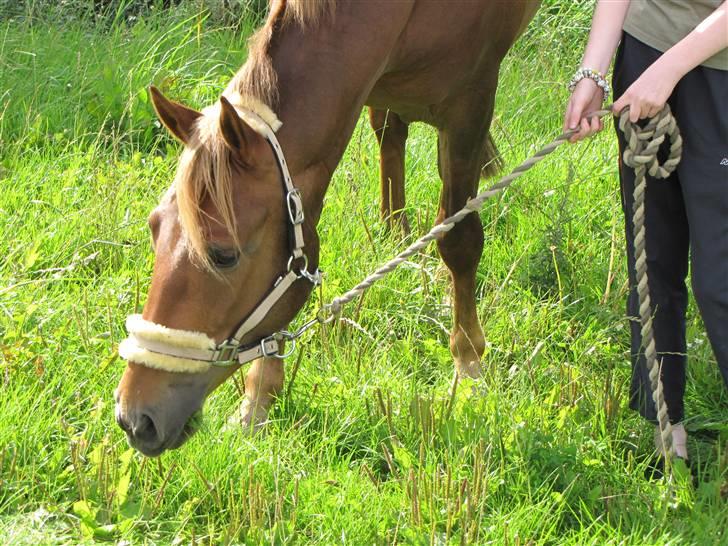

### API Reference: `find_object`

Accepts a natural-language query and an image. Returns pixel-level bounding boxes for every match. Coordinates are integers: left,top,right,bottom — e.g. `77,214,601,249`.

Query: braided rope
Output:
317,106,682,461
619,106,682,459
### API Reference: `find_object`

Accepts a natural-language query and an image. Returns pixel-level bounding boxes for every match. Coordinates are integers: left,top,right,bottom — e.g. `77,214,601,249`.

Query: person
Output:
563,0,727,460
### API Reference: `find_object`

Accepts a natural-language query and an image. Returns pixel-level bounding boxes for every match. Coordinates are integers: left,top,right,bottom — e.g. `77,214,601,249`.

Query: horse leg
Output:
435,97,496,378
368,107,410,233
238,357,284,432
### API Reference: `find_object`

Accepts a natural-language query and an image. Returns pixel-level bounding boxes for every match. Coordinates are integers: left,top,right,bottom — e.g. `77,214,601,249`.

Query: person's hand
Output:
612,60,680,122
563,78,605,143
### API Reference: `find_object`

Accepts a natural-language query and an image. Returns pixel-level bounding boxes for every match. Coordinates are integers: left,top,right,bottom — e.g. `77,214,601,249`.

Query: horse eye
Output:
207,246,240,270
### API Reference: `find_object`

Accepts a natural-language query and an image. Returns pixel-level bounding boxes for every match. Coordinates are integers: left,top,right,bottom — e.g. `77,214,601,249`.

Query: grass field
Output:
1,1,727,544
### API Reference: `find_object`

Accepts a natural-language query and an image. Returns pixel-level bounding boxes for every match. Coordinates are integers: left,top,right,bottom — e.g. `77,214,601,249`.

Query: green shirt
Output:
623,0,727,71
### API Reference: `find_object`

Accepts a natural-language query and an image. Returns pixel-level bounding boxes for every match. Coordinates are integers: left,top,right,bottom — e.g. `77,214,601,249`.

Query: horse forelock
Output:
174,107,238,270
173,96,282,270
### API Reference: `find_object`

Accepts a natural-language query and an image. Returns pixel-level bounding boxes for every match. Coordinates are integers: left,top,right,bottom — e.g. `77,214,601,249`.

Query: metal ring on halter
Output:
300,267,322,286
287,254,308,274
260,333,296,359
287,255,322,286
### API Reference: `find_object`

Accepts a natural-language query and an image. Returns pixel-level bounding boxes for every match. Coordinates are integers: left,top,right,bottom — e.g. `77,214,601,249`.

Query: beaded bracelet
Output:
568,67,611,102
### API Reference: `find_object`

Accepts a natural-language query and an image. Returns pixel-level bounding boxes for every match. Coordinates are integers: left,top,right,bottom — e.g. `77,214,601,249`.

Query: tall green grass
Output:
1,1,726,544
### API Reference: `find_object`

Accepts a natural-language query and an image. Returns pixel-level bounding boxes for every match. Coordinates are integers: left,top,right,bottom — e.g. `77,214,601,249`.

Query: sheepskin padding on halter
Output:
223,92,283,134
119,314,216,373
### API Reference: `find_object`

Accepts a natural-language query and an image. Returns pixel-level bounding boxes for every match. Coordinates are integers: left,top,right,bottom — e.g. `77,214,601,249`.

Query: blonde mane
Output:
175,0,334,268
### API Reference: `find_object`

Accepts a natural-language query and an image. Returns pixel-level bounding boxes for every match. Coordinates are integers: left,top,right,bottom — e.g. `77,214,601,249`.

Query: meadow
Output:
1,1,726,544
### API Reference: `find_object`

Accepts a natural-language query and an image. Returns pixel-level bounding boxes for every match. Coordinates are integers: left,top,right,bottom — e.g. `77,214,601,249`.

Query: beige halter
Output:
119,103,321,373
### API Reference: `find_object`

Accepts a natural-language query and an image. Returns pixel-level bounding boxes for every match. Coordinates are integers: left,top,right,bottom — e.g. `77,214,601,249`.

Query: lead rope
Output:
322,110,611,314
619,106,682,460
299,106,682,463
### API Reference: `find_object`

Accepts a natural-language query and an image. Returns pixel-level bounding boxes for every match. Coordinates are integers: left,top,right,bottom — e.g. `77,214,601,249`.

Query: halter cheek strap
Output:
119,106,321,373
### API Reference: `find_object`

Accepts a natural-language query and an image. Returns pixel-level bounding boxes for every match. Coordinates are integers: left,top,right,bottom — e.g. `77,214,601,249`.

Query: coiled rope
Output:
312,106,682,460
619,106,682,458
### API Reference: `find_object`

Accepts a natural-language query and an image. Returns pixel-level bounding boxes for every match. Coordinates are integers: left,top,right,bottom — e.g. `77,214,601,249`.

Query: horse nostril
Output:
117,408,167,455
132,413,160,445
116,413,132,434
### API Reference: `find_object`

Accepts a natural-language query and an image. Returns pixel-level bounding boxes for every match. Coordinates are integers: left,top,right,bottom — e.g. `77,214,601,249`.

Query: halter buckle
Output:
212,339,240,364
286,189,305,225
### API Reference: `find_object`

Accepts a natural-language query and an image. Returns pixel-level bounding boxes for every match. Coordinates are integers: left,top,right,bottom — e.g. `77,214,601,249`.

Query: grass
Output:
1,0,727,544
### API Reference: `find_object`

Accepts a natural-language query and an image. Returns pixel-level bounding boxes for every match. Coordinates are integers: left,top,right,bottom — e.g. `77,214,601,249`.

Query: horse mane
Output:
175,0,335,268
282,0,336,28
227,0,336,109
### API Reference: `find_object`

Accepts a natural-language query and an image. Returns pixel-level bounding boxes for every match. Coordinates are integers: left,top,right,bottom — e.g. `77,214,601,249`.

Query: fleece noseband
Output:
119,103,321,373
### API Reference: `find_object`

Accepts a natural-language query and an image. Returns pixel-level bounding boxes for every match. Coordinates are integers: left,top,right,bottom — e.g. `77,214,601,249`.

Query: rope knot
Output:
619,106,682,179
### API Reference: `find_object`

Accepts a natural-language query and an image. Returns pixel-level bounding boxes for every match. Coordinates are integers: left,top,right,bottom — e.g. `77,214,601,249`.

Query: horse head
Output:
114,87,317,456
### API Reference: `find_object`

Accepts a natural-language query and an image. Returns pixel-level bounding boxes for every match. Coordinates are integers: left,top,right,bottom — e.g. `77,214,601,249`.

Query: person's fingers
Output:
629,102,641,123
582,118,594,139
568,111,580,131
613,91,636,119
590,115,600,134
564,101,576,132
568,116,587,143
567,97,585,130
568,82,600,127
566,81,610,143
569,113,604,142
647,104,661,118
568,122,582,143
580,117,591,138
566,97,589,141
642,103,655,119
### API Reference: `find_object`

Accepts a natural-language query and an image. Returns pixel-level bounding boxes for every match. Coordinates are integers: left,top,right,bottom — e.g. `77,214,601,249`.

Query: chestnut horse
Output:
115,0,539,456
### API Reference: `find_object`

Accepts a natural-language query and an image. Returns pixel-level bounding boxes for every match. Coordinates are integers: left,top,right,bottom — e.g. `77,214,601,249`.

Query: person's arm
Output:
613,1,728,122
564,0,631,142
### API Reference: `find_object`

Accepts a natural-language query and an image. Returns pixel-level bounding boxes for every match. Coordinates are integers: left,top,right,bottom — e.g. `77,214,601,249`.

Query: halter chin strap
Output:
119,106,321,373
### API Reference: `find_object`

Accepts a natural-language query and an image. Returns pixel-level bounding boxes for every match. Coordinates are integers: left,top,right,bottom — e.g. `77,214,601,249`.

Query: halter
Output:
119,106,321,373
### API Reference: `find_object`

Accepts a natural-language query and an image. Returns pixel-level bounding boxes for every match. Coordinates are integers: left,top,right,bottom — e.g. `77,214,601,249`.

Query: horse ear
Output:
149,86,201,144
219,95,260,159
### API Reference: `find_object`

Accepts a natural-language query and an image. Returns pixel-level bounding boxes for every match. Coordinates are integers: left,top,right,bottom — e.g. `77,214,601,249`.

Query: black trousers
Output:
613,33,728,424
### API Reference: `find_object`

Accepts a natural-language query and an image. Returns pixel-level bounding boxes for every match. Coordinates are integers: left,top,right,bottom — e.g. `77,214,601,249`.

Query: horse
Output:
114,0,540,456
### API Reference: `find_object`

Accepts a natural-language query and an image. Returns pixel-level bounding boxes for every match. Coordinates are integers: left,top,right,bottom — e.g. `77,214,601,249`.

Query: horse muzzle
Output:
114,362,208,456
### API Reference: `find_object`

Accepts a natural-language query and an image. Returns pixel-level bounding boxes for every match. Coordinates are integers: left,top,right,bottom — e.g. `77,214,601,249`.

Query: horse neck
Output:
266,38,363,222
256,6,411,224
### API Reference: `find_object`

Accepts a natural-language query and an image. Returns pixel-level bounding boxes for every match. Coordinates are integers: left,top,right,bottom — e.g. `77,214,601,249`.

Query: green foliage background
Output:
1,1,726,544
